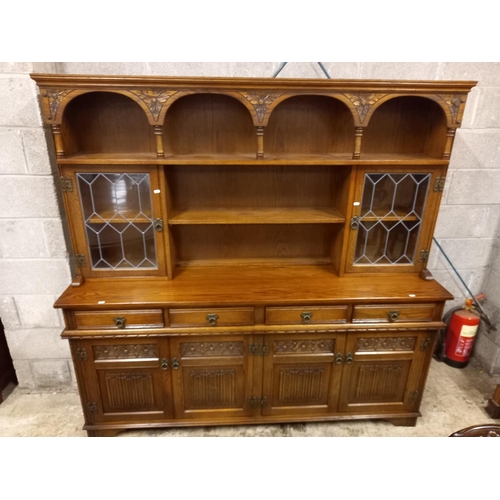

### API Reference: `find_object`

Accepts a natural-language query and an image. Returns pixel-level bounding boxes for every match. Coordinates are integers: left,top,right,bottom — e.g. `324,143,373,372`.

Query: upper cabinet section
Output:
31,75,476,164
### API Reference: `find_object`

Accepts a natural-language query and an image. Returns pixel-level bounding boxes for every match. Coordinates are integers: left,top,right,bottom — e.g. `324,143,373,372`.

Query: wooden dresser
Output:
31,74,476,436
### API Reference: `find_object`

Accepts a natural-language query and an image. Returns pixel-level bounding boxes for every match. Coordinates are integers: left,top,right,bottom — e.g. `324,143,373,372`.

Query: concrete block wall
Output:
1,62,499,389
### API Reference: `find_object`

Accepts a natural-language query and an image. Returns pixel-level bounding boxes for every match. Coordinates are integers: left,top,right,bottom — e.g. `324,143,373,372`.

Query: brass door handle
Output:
350,216,360,230
206,313,219,326
113,316,126,329
172,358,180,370
388,310,400,322
335,353,343,365
346,353,353,365
301,312,313,324
160,358,169,370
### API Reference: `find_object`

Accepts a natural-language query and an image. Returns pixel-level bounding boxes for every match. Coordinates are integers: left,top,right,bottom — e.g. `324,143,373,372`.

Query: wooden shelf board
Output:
169,207,345,225
58,152,449,166
54,265,454,309
84,210,152,224
176,258,333,267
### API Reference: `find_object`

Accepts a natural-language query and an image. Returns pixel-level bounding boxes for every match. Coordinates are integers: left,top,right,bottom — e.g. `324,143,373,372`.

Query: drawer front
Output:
352,304,435,323
74,309,164,330
169,307,254,328
265,306,348,325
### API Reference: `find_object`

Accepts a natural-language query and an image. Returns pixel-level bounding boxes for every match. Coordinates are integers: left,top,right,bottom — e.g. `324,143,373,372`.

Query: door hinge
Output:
75,253,87,268
419,250,430,263
433,177,446,192
249,343,269,356
76,347,88,361
87,402,98,414
60,176,73,192
248,397,267,408
420,338,432,351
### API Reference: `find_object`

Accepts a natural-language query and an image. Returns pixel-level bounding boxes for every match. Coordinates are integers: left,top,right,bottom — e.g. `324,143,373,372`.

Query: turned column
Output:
256,126,264,159
353,127,363,159
442,128,456,160
51,124,64,158
154,125,164,158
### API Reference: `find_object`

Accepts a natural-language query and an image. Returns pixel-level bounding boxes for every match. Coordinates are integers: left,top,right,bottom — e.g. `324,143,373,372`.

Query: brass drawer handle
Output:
388,310,400,322
206,313,219,326
172,358,180,370
160,358,169,370
346,352,353,365
113,316,126,329
301,312,313,324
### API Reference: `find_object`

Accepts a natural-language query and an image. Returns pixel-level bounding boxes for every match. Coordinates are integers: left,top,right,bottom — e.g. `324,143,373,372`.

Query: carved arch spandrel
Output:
360,93,455,128
44,89,155,125
258,93,360,127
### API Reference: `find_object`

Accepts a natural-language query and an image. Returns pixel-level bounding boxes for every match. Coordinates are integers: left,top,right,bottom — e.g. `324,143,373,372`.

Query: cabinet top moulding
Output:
31,74,477,128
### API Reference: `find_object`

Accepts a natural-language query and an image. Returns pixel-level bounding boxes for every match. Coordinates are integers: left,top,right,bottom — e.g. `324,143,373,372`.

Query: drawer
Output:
352,304,435,323
265,306,348,325
169,307,254,328
74,309,164,330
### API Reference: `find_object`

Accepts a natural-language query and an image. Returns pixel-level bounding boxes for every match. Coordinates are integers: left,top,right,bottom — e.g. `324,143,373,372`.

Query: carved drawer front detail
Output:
180,341,244,358
274,339,335,354
93,344,158,360
189,369,236,407
355,364,403,401
356,337,417,352
278,367,324,403
105,373,155,409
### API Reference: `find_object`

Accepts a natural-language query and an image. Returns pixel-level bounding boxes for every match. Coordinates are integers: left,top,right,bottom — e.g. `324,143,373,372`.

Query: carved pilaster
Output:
442,128,456,159
51,124,64,158
154,125,164,158
353,127,364,159
256,126,264,159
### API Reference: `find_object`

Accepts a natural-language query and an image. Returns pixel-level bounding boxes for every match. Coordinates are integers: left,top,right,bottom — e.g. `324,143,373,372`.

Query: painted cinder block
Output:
31,359,71,387
0,129,27,174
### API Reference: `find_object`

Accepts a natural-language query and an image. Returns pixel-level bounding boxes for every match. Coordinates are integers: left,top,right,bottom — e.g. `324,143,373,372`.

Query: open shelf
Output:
169,207,345,225
171,223,340,266
362,96,447,159
163,94,255,156
266,95,354,155
61,92,156,156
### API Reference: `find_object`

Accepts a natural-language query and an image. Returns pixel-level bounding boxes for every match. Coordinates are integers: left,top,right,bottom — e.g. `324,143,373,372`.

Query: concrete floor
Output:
0,359,499,437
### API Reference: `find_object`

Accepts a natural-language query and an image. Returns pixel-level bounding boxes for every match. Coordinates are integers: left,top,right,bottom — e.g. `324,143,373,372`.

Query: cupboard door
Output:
261,332,346,417
338,331,431,414
170,335,254,419
346,166,445,273
75,338,173,423
62,166,167,277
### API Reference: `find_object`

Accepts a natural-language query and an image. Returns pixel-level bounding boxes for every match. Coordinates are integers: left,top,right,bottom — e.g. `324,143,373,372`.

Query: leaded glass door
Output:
63,166,167,277
346,166,445,273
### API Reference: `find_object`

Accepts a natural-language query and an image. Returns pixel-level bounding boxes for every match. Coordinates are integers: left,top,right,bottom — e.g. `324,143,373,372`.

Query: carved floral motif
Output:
344,92,387,123
356,337,416,352
93,344,158,360
129,89,177,121
42,89,73,120
274,339,334,354
438,94,463,123
240,91,282,122
181,341,244,357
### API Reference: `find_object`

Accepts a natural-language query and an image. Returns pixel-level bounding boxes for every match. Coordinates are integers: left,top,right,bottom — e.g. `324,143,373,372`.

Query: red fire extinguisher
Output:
444,296,483,369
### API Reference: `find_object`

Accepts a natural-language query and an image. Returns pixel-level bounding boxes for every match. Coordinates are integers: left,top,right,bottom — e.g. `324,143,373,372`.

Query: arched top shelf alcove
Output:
163,93,255,158
265,95,355,158
61,91,156,157
361,96,448,159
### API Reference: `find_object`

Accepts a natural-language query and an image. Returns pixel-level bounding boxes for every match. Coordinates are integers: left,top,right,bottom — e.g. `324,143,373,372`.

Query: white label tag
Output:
460,324,478,338
153,189,161,194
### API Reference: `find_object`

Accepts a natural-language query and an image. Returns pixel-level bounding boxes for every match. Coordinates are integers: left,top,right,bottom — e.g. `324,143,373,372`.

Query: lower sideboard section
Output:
69,330,436,436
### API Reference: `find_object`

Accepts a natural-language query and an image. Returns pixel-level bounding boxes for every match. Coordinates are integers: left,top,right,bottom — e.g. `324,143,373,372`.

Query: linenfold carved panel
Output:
355,364,403,401
274,339,335,354
93,344,158,360
278,367,324,402
180,341,244,357
105,372,155,409
356,337,417,352
188,369,236,407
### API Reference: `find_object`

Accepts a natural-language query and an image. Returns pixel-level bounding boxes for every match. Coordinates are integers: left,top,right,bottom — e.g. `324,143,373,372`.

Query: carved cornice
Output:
42,89,73,120
240,91,282,122
344,92,387,123
129,89,177,121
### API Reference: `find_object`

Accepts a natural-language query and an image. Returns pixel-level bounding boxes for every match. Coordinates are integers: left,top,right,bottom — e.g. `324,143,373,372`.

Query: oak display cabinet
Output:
31,74,476,436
